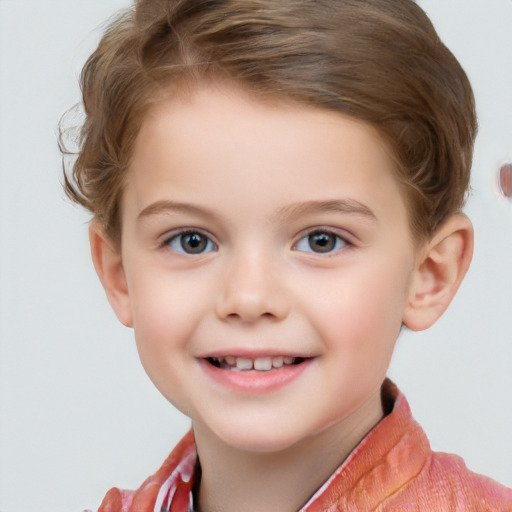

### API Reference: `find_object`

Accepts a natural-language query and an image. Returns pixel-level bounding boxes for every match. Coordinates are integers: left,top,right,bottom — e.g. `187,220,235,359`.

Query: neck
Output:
193,392,383,512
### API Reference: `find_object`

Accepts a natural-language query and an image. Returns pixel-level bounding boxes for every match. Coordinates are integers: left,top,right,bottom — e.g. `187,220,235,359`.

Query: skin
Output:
91,85,473,512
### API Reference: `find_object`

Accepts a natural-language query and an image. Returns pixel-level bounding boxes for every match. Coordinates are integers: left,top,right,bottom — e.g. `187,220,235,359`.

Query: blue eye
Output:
295,230,347,254
166,231,217,255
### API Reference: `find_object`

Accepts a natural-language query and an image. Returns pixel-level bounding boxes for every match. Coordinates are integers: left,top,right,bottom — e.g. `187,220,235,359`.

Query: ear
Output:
403,214,473,332
89,220,133,328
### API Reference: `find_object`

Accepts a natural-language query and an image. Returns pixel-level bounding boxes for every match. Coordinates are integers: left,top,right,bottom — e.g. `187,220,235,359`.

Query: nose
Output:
215,251,290,323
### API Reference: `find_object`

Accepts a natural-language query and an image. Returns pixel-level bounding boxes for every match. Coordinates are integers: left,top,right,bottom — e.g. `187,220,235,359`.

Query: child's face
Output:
116,86,419,452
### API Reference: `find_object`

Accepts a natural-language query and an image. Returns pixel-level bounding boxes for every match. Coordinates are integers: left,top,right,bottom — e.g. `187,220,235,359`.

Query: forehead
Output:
125,86,409,230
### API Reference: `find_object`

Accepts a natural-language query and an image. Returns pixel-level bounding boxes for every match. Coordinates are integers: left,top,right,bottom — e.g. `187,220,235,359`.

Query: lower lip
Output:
199,359,313,394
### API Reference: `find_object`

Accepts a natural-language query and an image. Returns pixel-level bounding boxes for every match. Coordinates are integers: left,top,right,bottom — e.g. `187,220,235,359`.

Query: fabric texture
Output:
91,380,512,512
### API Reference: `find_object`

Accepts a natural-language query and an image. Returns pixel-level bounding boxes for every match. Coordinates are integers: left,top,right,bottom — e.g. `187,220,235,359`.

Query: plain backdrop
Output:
0,1,511,511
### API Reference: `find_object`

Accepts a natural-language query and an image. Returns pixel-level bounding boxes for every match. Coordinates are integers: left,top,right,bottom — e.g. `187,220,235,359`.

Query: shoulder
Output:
86,488,135,512
87,431,196,512
303,380,512,512
385,384,512,511
422,451,512,510
379,422,512,511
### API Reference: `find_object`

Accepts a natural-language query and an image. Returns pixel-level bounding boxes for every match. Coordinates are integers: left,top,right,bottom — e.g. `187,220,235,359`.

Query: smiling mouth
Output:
206,356,307,371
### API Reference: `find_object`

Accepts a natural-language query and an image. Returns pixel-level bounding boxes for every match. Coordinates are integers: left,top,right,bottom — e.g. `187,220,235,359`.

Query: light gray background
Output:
0,1,511,511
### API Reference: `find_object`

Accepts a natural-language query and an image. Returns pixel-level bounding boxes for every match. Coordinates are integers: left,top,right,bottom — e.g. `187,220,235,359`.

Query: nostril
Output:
216,279,290,322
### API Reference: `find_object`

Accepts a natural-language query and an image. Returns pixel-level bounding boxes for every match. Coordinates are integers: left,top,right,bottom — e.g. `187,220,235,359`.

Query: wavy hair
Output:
62,0,477,245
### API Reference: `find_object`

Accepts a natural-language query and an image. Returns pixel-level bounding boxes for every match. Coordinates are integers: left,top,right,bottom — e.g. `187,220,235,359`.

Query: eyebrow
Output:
137,200,214,221
137,198,377,223
276,199,377,223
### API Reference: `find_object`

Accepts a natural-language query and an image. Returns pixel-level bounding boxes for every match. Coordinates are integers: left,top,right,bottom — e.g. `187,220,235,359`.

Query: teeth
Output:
211,355,298,371
272,356,283,368
236,357,253,370
254,357,272,371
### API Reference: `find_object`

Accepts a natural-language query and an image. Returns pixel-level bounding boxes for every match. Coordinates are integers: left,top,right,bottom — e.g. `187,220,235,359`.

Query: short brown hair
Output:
62,0,477,245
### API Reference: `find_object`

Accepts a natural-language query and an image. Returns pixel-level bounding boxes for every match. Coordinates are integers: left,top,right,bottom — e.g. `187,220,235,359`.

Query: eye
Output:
295,230,347,254
166,231,217,255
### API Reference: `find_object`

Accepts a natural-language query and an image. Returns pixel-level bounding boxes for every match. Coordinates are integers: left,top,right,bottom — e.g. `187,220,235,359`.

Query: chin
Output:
206,419,313,454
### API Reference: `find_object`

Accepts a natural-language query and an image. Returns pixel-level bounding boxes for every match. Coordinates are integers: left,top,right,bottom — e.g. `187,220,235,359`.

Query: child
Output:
64,0,512,510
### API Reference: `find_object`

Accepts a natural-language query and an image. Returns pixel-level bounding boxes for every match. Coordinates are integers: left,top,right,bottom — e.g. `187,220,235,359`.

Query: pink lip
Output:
198,358,313,394
201,349,305,359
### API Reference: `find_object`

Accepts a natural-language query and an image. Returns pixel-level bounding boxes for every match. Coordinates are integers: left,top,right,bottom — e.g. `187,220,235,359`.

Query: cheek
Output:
305,261,411,351
125,266,205,364
126,270,206,414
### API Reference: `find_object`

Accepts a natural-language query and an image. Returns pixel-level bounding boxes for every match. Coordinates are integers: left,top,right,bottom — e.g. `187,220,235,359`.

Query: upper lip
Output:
199,349,316,359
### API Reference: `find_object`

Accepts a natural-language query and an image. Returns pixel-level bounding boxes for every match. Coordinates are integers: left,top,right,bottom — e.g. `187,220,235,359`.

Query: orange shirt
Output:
94,380,512,512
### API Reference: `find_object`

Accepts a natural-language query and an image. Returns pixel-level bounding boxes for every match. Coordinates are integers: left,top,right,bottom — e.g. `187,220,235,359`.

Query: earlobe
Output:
89,220,133,328
403,214,474,332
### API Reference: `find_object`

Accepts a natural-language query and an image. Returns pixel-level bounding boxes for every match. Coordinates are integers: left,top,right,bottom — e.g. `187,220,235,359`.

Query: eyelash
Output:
293,228,351,255
163,229,218,255
161,227,352,256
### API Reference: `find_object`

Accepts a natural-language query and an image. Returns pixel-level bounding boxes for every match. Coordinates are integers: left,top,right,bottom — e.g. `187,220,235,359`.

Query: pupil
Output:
309,232,335,253
182,233,206,253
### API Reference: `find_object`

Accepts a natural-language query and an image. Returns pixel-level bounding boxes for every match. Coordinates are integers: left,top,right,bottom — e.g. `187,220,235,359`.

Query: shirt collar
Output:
153,380,428,512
